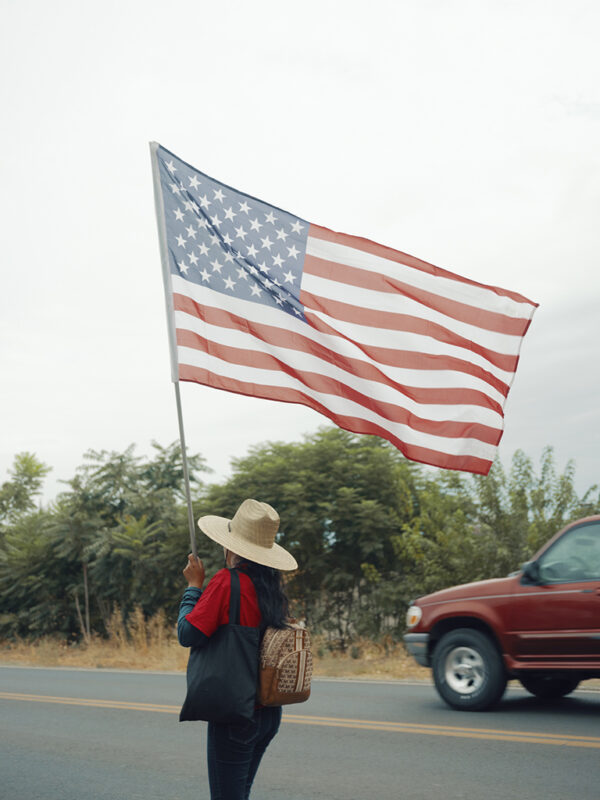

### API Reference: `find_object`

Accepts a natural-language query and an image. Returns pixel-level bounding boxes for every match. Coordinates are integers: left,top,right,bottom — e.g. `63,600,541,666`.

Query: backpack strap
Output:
229,568,241,625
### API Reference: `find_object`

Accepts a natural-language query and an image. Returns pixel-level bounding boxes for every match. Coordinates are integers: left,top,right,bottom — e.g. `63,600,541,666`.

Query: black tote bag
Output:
179,568,260,724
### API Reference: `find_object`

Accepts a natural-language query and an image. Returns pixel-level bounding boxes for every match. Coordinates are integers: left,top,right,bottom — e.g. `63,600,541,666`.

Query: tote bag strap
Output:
229,568,241,625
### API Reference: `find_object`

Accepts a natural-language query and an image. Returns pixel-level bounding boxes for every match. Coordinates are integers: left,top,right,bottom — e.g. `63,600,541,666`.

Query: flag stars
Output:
165,160,177,174
184,198,200,214
161,156,307,319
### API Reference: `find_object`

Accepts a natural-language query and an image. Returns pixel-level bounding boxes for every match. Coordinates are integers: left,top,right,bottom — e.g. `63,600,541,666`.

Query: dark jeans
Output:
207,706,282,800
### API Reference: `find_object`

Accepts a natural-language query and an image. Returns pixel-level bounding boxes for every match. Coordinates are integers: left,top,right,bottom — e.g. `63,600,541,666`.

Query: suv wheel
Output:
520,675,580,699
432,628,507,711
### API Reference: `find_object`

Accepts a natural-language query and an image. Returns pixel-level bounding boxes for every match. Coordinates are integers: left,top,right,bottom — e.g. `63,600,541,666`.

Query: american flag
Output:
150,143,537,475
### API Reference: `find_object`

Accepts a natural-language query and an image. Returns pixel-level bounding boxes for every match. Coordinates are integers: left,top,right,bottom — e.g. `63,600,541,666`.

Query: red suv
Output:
404,515,600,710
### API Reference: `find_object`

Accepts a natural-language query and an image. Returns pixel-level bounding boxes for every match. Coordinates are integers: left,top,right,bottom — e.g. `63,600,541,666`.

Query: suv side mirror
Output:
521,560,540,584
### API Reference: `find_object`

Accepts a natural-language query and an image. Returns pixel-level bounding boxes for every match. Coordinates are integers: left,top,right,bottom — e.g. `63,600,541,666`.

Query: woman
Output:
177,498,298,800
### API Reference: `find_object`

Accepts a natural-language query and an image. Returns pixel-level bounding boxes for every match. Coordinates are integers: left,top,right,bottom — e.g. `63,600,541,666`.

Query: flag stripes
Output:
178,362,496,474
175,328,503,434
298,310,512,398
177,356,498,459
302,269,526,354
307,225,535,309
171,270,517,472
302,291,520,373
303,253,530,336
173,298,506,413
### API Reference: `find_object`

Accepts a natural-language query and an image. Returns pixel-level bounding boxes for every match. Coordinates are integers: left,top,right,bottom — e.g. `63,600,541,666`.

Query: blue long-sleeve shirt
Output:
177,586,210,648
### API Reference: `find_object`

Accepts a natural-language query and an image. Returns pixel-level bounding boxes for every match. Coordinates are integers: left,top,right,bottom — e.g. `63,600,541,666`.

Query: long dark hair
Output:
237,559,290,629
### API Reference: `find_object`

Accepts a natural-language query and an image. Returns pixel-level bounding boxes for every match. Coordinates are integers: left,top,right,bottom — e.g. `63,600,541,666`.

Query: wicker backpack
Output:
258,622,312,706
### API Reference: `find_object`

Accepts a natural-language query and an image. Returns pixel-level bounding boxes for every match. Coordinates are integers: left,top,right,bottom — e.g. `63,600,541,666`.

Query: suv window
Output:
538,521,600,583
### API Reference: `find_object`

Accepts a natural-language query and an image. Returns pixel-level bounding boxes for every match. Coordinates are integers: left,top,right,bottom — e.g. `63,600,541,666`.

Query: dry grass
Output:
3,627,599,688
1,607,187,673
0,609,429,680
312,636,430,680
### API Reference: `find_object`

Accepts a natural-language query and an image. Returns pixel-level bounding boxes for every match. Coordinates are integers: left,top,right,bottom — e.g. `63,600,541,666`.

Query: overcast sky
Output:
1,0,599,503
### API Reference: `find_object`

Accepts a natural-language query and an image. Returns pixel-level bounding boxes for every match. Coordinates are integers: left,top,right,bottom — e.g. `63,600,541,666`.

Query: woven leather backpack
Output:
258,623,312,706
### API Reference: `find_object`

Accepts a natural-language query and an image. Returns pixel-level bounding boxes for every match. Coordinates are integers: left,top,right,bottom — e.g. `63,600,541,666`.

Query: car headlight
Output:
406,605,422,629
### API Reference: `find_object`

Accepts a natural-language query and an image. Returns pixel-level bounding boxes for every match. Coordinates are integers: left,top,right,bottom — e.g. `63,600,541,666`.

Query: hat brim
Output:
198,515,298,571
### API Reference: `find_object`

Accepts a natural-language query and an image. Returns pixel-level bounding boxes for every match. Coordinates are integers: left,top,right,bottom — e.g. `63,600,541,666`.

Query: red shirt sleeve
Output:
185,567,262,636
185,568,230,637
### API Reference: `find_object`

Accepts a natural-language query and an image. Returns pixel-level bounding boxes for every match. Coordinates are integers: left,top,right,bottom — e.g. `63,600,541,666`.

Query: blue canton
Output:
157,146,308,320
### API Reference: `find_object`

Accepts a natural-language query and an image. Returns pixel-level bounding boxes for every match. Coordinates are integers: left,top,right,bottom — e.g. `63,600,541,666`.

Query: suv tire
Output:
520,675,580,699
432,628,507,711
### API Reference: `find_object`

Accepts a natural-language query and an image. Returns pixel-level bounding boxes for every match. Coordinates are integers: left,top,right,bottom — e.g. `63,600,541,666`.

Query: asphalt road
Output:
1,666,599,800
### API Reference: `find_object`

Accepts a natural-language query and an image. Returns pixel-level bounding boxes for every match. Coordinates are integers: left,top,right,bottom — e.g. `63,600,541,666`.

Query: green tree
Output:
65,442,208,634
473,447,597,575
526,447,598,554
200,427,420,645
0,453,50,531
395,469,483,602
0,509,68,639
1,436,597,647
0,442,208,641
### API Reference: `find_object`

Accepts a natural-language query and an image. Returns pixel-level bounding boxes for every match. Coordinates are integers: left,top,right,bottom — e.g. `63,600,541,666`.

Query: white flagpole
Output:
149,141,198,559
173,381,199,560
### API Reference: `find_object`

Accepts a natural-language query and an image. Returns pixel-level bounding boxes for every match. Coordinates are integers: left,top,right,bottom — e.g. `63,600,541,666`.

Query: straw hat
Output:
198,499,298,571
